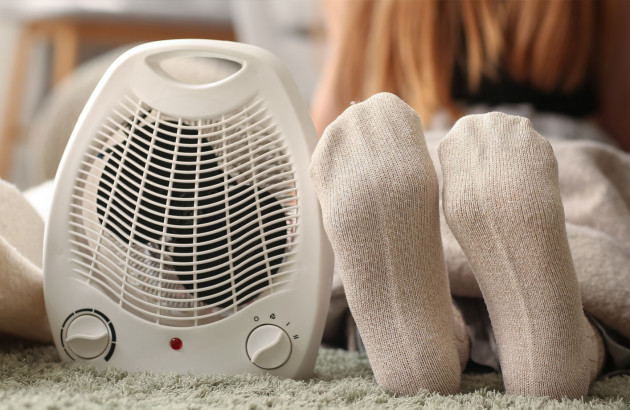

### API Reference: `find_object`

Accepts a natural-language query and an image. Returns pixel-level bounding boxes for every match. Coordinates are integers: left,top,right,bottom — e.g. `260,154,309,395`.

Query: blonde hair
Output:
329,0,619,125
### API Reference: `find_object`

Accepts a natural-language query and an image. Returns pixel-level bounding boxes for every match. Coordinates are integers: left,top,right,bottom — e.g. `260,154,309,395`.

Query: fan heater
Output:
43,40,332,378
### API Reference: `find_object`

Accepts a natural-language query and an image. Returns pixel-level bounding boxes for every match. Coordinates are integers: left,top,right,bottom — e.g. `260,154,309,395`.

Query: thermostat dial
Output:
246,325,292,369
65,314,110,359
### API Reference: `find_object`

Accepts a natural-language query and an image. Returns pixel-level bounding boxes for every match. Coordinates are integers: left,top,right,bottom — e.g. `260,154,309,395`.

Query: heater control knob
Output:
65,315,110,359
246,325,292,369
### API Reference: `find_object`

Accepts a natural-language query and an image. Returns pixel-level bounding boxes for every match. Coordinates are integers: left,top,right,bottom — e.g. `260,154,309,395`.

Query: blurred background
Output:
0,0,324,189
2,0,628,194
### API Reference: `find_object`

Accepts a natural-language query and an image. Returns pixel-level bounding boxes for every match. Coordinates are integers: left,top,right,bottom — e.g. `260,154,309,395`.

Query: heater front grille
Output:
68,94,299,327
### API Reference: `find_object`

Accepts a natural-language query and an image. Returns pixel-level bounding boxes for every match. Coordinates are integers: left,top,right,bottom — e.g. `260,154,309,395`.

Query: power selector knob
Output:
65,315,110,359
246,325,292,369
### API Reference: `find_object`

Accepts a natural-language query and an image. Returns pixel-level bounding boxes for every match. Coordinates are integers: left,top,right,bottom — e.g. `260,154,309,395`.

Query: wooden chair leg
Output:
0,26,35,179
51,23,79,85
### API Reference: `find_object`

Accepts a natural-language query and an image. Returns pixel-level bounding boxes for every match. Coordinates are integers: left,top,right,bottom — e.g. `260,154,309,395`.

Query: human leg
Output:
310,93,464,395
439,112,602,398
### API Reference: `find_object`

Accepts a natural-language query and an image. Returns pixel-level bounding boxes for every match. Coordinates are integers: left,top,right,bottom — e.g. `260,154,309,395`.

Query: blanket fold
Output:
0,180,51,342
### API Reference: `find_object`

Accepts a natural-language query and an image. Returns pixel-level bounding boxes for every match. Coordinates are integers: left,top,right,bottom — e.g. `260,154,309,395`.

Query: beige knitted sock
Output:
439,112,601,399
310,93,462,396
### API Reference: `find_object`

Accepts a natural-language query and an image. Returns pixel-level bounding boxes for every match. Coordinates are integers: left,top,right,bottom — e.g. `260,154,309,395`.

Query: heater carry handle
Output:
144,49,247,88
116,40,286,117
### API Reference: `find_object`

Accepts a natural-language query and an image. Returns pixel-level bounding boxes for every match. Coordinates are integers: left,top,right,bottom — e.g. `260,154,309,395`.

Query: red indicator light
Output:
170,337,183,350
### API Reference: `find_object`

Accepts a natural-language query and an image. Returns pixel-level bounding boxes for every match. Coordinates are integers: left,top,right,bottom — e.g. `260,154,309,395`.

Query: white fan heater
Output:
43,40,332,379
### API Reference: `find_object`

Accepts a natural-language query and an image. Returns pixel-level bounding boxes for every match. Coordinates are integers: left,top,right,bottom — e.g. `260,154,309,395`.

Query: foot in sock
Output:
309,93,464,396
439,112,602,398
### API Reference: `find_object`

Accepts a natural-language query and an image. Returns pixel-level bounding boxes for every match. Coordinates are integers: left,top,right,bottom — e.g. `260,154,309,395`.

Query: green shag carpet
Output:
1,337,628,409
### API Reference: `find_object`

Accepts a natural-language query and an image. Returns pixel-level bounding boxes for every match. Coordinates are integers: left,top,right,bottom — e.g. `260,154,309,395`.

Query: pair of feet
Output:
309,93,602,398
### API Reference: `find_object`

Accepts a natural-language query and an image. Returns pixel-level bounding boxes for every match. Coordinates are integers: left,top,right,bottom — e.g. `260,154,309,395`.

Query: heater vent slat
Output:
68,94,298,327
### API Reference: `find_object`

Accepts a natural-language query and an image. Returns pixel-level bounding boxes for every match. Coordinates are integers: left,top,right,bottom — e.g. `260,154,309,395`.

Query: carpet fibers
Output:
0,337,628,409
